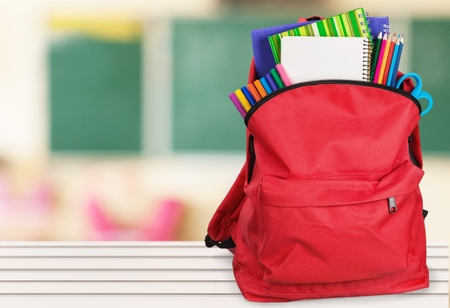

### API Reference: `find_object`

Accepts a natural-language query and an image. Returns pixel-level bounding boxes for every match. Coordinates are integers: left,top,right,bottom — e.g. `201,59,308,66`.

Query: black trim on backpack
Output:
244,80,422,126
205,234,236,248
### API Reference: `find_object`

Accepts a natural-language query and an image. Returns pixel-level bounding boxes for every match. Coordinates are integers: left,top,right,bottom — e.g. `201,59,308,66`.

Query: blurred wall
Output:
0,0,449,243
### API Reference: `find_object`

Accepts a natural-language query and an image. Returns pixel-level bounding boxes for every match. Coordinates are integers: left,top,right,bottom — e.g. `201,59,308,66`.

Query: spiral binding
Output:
356,9,373,49
362,38,373,82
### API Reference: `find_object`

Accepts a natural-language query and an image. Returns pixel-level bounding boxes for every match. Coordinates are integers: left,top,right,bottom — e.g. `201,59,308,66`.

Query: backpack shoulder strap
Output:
205,163,247,249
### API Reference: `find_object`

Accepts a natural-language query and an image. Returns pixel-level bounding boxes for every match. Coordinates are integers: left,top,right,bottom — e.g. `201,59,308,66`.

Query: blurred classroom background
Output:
0,0,449,242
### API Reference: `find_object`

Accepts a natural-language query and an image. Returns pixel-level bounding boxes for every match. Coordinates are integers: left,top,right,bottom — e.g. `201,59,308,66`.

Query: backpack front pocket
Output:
255,162,424,285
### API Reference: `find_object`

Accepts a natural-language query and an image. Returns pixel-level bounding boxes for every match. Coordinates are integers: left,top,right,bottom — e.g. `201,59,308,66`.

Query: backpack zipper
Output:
244,80,422,126
247,135,256,183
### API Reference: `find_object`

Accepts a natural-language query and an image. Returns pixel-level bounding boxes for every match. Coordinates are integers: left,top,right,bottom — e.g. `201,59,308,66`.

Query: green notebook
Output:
268,7,372,64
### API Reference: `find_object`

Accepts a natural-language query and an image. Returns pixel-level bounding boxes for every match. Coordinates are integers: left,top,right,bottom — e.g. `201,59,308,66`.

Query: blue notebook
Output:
251,21,312,79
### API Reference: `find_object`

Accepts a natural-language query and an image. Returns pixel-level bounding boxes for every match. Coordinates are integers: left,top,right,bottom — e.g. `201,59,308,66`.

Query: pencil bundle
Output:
370,31,404,86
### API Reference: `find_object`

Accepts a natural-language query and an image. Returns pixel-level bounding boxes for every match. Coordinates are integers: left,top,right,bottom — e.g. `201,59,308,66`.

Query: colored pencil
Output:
382,34,397,85
389,35,404,87
373,33,388,83
386,34,400,87
377,33,393,84
370,32,383,82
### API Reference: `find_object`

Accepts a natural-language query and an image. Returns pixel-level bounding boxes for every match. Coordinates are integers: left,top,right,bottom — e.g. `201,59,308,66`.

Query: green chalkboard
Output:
49,17,448,154
49,36,142,152
411,19,450,153
172,17,293,151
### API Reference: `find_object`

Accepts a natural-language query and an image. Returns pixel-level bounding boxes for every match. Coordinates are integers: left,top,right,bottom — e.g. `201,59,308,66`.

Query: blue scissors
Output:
395,72,433,116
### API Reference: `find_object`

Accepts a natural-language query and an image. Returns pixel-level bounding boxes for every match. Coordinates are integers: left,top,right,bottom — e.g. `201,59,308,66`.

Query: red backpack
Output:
205,60,429,302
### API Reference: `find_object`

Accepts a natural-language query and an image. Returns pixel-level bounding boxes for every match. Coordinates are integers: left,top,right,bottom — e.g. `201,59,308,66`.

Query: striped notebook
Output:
268,7,372,64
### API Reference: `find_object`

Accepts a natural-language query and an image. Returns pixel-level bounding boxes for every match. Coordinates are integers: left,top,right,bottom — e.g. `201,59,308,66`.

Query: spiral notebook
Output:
268,7,371,64
280,36,371,83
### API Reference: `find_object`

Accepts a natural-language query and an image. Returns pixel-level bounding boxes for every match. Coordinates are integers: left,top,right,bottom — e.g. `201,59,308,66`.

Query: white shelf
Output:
0,241,447,307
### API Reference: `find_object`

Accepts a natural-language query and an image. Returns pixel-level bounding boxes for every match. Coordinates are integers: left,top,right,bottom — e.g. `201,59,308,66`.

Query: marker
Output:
234,88,252,111
265,72,279,91
246,83,262,102
253,79,268,98
241,86,257,106
229,92,246,118
270,67,285,89
260,77,273,94
276,63,292,86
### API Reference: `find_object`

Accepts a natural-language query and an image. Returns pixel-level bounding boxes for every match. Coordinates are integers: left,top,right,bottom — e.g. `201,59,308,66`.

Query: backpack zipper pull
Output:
388,197,397,214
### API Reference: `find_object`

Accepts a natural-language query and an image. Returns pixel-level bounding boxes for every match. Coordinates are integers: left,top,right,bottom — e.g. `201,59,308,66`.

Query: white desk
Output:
0,242,447,307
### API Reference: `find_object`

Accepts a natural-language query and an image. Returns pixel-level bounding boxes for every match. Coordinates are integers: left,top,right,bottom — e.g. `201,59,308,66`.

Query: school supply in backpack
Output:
280,36,371,83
